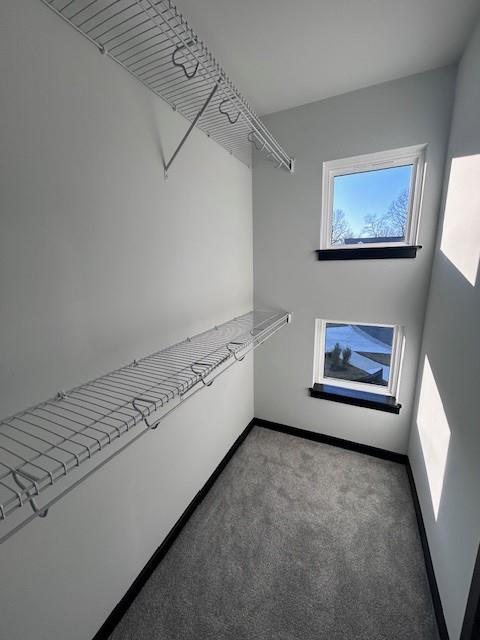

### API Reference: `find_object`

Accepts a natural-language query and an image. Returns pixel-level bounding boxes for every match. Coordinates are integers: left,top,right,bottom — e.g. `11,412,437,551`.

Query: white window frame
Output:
320,145,427,250
313,319,405,397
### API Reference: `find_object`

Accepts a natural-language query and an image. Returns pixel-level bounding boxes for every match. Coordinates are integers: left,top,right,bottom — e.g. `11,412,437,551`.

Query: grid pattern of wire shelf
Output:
40,0,294,172
0,310,290,542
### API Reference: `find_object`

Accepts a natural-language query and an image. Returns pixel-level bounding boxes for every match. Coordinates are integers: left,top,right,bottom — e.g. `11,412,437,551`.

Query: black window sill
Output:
309,383,401,414
316,245,421,261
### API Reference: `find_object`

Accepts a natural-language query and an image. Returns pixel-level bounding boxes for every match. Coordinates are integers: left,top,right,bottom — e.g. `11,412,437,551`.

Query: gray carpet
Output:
109,426,439,640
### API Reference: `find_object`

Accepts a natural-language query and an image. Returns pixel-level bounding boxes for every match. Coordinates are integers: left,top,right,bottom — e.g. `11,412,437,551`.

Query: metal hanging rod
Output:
0,310,291,543
40,0,295,175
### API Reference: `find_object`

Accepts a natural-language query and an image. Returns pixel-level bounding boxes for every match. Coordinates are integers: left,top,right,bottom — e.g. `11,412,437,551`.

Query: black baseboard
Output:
92,418,255,640
255,418,448,639
254,417,407,463
461,543,480,640
405,461,449,640
93,416,448,640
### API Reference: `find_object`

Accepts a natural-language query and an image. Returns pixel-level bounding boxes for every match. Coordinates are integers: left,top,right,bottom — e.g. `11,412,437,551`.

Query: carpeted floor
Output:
109,426,439,640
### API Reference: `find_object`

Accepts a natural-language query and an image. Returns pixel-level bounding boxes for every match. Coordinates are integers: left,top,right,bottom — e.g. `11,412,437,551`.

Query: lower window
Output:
313,320,404,398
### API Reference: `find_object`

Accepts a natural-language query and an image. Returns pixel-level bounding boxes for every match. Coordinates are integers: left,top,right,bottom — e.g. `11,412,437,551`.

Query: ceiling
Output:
175,0,480,115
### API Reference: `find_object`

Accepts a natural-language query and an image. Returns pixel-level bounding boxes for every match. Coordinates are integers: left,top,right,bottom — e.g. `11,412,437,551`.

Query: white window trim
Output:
313,319,405,397
320,144,427,250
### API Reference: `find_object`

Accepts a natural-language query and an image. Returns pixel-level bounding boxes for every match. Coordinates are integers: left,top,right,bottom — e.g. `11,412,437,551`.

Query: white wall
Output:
408,19,480,640
0,1,253,638
253,67,456,453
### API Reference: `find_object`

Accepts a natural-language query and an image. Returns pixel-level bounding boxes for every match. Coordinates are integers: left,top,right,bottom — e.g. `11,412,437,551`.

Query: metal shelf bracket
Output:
164,80,221,179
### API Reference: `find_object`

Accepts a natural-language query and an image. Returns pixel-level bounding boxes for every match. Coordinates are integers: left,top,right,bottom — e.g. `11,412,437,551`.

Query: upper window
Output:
320,145,426,250
313,319,404,398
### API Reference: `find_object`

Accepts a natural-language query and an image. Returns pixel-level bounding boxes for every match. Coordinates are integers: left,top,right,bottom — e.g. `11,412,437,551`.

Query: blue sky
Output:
333,165,412,236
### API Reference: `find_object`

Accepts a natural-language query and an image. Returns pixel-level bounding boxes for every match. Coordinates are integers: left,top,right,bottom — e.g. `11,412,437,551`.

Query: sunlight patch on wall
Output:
417,356,451,520
440,154,480,286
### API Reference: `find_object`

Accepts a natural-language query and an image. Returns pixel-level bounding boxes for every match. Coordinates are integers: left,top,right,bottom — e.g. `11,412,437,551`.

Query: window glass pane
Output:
331,165,413,245
324,323,393,387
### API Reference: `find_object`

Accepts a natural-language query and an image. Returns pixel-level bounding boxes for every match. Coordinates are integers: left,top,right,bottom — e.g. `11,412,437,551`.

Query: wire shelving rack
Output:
0,310,290,543
40,0,295,174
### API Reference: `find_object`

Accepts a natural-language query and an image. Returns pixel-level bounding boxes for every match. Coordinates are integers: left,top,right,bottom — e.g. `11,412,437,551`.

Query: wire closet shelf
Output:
0,310,290,543
41,0,294,174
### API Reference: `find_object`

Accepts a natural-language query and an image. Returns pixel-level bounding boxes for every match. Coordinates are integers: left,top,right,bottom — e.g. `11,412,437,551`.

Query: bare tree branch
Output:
331,209,353,245
362,188,409,238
